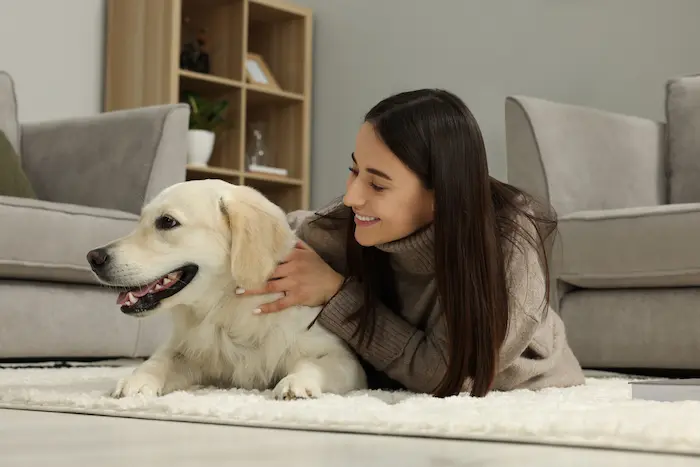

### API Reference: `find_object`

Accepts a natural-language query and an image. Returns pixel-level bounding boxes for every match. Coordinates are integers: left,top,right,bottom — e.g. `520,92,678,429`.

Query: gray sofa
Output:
0,71,189,360
505,74,700,372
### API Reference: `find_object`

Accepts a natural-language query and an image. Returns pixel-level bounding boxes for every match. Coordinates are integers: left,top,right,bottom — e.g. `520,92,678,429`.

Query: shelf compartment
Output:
247,1,309,94
181,0,246,82
244,99,304,179
181,85,243,173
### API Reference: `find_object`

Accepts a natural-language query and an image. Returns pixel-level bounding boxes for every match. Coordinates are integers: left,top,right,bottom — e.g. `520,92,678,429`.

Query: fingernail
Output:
253,308,262,314
235,287,245,295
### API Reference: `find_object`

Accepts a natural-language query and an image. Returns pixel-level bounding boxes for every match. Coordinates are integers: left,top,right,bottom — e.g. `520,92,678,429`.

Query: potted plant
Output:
185,93,229,166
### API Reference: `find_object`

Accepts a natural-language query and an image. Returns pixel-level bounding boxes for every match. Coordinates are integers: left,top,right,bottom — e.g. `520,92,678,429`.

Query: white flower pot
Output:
187,129,216,166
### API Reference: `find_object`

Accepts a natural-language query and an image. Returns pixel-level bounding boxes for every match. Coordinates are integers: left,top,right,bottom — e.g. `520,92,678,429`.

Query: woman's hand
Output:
236,240,344,314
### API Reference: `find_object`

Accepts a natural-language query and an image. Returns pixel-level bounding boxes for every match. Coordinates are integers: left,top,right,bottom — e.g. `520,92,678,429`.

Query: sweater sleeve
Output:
316,278,450,394
292,200,349,274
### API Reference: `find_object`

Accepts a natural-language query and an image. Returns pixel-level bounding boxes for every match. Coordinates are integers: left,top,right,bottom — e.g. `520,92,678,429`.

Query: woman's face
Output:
343,122,434,246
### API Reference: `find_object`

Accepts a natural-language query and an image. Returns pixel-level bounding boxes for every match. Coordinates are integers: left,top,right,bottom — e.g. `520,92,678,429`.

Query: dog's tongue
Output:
116,276,173,306
116,271,183,306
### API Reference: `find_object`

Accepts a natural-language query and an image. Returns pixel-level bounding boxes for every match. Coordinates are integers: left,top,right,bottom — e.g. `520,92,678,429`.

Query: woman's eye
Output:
347,166,385,192
155,215,180,230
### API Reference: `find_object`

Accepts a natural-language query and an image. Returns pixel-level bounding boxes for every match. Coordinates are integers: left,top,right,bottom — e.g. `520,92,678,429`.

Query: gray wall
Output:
0,0,105,123
295,0,700,208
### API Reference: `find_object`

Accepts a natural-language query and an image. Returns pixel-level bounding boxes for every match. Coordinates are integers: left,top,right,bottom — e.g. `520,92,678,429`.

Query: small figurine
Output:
180,17,210,74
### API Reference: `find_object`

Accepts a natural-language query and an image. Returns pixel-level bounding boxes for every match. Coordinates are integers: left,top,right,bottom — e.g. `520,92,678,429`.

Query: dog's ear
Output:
220,196,293,290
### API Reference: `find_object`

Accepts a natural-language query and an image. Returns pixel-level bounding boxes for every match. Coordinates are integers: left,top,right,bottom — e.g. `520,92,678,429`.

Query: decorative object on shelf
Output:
248,164,289,177
246,122,288,177
187,130,215,167
245,53,280,90
186,93,229,166
246,121,268,167
180,17,211,74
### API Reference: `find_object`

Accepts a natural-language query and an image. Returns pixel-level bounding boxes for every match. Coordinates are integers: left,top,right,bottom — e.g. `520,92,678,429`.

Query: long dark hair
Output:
313,89,556,398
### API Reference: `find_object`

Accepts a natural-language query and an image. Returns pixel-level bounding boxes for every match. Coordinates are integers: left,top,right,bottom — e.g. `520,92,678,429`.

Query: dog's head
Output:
87,179,295,317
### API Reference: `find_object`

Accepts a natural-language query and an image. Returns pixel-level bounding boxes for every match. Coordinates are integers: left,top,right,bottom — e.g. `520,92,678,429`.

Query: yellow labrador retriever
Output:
87,179,367,399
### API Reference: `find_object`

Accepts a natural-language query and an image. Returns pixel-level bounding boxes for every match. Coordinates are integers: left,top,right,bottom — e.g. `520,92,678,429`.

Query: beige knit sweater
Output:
289,203,585,395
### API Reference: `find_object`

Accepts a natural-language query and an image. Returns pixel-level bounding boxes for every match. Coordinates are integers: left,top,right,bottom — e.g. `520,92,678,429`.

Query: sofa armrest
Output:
505,96,667,217
19,104,190,215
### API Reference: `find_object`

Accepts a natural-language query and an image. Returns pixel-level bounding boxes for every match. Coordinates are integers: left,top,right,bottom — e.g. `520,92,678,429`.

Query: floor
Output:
2,408,699,466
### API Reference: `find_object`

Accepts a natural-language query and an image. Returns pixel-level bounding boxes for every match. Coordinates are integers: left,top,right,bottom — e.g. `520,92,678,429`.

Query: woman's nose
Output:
343,179,365,207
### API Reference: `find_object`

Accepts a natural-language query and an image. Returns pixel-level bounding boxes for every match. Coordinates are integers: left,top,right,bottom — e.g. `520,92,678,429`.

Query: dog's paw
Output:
273,374,322,400
112,372,164,398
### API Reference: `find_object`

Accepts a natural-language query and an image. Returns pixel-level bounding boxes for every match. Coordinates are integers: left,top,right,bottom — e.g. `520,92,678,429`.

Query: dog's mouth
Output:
116,264,198,315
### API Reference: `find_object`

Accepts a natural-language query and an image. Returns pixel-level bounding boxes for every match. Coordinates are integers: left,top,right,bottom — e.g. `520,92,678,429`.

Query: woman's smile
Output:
354,213,380,227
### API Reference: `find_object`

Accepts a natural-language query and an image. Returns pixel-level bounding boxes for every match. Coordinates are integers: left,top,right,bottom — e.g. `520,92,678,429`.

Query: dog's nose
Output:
87,248,110,270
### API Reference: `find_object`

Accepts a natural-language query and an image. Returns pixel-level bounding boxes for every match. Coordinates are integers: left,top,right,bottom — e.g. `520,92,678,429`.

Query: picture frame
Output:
244,53,280,89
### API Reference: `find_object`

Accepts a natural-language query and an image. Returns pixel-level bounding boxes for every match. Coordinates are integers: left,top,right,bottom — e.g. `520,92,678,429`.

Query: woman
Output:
241,89,585,398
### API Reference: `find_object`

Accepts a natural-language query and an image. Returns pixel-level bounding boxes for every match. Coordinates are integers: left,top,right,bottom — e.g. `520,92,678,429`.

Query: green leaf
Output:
185,93,230,132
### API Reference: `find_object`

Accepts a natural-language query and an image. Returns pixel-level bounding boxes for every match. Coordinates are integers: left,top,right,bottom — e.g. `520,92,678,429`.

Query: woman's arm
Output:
316,279,450,394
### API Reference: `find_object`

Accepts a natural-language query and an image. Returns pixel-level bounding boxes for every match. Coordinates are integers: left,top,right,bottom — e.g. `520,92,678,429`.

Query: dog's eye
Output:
155,215,180,230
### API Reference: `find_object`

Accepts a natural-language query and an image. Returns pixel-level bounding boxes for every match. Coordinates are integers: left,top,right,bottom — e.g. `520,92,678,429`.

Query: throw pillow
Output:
0,130,37,198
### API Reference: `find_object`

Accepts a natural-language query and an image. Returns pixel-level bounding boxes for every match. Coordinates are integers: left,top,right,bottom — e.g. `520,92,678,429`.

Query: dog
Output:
86,179,367,399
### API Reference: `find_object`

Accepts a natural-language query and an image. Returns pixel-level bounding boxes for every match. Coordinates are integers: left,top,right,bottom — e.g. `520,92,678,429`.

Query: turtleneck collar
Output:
375,223,435,274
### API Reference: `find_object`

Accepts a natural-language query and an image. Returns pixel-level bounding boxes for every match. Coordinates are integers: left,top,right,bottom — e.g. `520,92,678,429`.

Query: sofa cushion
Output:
0,130,36,198
0,196,138,285
666,73,700,203
0,71,20,157
0,280,171,359
560,287,700,369
556,203,700,288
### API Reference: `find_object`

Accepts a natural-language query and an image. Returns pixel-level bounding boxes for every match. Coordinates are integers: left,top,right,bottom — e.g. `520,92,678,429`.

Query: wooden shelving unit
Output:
103,0,313,211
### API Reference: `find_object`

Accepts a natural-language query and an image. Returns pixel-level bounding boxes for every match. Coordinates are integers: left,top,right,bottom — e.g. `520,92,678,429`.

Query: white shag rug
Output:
0,363,699,456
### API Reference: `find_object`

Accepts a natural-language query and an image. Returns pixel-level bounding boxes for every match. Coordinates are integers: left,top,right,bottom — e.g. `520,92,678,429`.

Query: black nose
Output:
87,248,110,270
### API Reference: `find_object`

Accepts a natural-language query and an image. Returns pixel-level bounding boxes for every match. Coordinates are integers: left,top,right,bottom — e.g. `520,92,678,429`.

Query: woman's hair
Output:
311,89,557,398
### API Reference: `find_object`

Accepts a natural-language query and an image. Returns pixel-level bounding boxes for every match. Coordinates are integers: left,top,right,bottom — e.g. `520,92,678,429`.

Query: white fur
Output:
91,179,367,399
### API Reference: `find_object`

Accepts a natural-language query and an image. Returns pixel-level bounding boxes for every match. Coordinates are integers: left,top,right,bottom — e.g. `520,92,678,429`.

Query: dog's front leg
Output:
273,352,367,400
112,347,197,398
